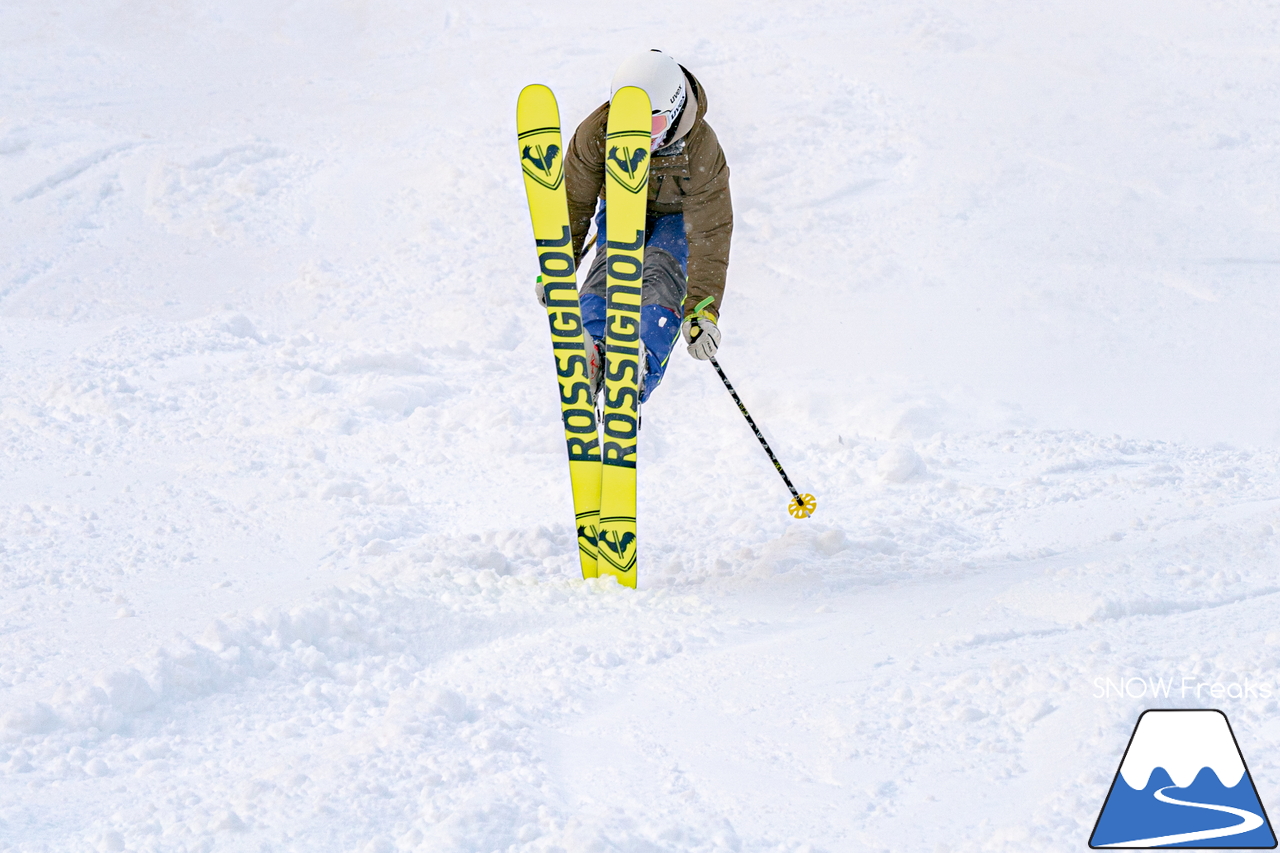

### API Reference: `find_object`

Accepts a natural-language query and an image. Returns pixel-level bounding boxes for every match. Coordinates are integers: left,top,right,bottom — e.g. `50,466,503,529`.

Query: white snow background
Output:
3,2,1280,851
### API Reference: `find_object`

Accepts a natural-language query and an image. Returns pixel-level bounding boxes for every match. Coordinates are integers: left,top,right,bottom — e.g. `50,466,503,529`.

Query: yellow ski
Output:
517,84,601,579
597,85,651,588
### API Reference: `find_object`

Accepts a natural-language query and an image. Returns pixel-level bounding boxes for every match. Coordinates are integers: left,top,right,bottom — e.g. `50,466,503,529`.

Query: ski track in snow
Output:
3,1,1280,851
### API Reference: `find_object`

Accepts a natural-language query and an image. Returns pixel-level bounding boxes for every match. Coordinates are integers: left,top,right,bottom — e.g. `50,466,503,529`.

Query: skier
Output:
536,49,733,402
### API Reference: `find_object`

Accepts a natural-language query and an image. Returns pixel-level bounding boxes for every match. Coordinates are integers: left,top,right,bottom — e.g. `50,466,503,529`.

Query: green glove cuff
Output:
684,296,718,325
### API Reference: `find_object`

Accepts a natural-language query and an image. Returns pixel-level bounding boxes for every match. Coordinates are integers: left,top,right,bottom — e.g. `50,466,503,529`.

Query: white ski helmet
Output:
611,49,689,150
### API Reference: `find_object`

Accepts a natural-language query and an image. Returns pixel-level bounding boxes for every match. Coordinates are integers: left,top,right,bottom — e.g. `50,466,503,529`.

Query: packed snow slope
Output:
3,2,1280,851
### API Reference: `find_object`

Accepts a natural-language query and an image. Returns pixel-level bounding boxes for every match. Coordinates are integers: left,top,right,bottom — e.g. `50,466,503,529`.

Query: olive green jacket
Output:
565,68,733,319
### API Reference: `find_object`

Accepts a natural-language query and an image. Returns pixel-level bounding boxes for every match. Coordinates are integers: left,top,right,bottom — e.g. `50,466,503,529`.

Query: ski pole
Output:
691,318,816,519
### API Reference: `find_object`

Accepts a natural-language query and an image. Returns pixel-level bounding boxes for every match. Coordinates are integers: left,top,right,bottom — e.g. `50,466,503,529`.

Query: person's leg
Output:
579,208,688,403
646,211,688,275
636,213,687,402
578,201,610,345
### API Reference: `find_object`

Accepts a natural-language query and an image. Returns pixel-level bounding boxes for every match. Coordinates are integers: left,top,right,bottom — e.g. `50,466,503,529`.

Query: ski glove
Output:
681,315,721,361
534,277,548,308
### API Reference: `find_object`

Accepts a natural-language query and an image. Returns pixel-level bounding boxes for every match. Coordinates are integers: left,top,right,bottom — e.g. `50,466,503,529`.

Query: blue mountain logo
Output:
1090,709,1276,848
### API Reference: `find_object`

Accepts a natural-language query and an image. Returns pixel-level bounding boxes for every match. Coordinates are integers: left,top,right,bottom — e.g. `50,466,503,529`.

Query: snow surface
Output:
3,1,1280,851
1118,710,1245,790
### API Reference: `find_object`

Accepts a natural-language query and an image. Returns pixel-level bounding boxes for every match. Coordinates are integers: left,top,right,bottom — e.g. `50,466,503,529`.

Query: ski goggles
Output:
651,111,674,138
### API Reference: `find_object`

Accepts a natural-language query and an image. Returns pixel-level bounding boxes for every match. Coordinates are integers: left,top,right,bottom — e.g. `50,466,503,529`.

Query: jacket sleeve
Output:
564,103,609,262
681,126,733,319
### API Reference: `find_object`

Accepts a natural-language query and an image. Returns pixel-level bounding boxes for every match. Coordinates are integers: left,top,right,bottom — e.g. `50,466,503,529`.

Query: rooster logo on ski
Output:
597,526,637,573
517,129,564,191
605,142,649,194
608,145,646,178
522,143,559,175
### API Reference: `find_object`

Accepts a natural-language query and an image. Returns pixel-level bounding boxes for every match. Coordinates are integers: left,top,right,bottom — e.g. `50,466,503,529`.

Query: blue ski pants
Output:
579,202,687,402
